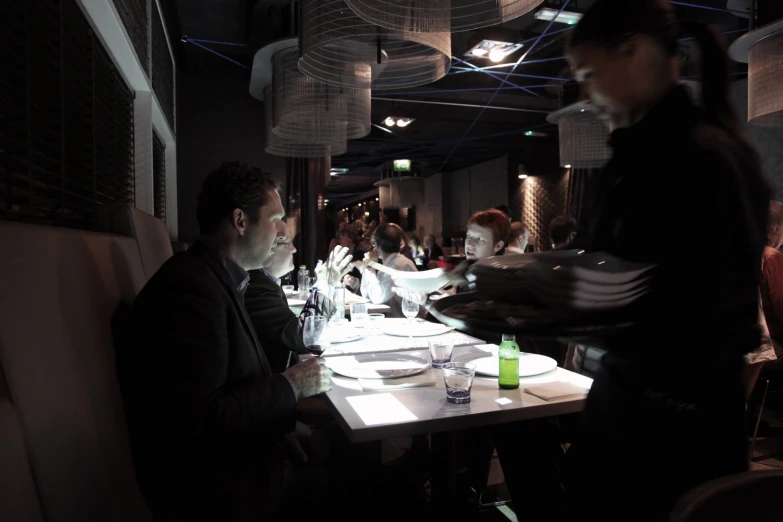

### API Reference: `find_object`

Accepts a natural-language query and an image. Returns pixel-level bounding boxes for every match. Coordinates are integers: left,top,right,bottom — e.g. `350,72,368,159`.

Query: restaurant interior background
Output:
3,0,782,260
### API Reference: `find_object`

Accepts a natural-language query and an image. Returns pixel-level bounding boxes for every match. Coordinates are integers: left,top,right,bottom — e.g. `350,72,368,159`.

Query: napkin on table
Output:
524,381,589,401
358,372,436,391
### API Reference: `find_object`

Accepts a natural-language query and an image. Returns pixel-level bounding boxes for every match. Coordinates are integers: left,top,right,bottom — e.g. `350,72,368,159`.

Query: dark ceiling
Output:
161,0,755,204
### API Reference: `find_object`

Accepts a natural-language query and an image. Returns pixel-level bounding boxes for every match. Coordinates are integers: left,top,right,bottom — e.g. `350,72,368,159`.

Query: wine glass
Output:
303,316,331,356
401,290,420,329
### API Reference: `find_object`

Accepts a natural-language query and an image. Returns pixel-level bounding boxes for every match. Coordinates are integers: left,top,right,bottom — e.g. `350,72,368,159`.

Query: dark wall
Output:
176,72,286,242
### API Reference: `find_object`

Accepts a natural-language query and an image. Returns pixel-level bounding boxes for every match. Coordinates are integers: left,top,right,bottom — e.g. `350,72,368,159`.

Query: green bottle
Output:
498,334,520,390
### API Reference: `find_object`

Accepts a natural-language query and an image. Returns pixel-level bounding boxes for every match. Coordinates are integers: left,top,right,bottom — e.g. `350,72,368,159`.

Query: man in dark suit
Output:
119,161,331,522
245,231,352,373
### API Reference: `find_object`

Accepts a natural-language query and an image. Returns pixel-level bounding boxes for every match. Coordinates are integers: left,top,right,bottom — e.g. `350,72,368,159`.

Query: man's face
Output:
266,236,297,278
424,236,434,248
236,190,285,271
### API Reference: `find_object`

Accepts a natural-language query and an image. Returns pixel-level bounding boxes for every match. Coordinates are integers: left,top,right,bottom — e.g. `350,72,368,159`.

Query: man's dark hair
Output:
495,205,511,218
196,161,279,234
550,216,577,246
373,223,404,254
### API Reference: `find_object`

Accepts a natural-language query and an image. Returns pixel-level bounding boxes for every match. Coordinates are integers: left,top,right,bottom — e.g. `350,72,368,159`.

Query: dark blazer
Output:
118,242,297,522
245,270,309,373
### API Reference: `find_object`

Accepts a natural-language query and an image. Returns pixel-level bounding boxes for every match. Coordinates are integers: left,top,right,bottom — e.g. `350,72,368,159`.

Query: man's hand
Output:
315,246,353,284
364,249,380,265
282,357,332,399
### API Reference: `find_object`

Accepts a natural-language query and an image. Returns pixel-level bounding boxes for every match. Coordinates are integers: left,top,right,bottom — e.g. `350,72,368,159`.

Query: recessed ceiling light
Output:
465,40,524,62
518,174,529,179
375,197,379,201
396,118,413,127
564,164,572,169
384,117,396,127
535,8,583,25
330,168,349,176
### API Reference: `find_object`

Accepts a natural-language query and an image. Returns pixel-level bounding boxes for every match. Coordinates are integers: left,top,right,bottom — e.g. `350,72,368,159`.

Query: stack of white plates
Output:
473,250,654,314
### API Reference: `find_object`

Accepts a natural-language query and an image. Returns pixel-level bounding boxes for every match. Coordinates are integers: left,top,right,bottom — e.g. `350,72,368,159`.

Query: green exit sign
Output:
393,159,411,171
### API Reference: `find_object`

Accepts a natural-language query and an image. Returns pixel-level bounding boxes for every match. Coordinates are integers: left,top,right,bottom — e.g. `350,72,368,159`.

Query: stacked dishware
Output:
472,250,654,316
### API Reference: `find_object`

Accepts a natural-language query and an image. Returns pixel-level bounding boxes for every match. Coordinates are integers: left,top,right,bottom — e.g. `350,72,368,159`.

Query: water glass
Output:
330,284,346,322
367,313,385,334
282,284,295,295
428,340,455,369
401,291,420,323
350,303,369,328
302,316,331,356
441,362,476,404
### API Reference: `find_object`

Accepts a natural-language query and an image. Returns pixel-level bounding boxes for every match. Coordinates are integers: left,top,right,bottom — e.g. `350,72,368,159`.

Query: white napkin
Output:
358,372,436,391
524,382,590,401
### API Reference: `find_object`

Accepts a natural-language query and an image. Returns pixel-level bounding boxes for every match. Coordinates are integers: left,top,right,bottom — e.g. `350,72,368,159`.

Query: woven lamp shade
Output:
344,0,544,33
272,47,371,140
264,87,347,158
748,31,783,126
554,109,612,169
299,0,451,90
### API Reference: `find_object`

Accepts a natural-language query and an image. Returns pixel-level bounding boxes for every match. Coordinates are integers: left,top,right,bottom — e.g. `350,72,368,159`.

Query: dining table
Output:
314,317,593,518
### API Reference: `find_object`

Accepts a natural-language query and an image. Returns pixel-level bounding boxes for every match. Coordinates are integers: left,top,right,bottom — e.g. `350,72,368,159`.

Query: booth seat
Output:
0,209,171,522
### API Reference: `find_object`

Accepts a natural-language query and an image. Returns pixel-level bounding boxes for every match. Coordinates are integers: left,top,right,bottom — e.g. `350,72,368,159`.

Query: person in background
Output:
400,235,415,263
563,1,769,520
120,161,332,522
245,228,353,373
423,234,444,261
506,222,531,254
549,216,577,250
408,235,429,270
465,209,511,261
762,201,783,347
358,223,418,318
337,229,365,262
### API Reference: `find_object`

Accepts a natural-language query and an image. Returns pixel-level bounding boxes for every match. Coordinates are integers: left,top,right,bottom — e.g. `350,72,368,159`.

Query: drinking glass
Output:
367,313,385,335
401,291,420,325
282,284,295,295
350,303,369,328
302,316,331,356
428,340,455,369
442,362,476,404
330,284,346,322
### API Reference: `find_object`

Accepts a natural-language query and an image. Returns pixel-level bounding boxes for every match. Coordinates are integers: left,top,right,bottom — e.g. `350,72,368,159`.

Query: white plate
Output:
330,332,365,344
457,352,558,378
326,354,430,379
381,320,453,337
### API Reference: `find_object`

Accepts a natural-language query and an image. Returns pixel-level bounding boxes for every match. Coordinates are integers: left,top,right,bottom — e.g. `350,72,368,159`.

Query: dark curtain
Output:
566,168,603,244
285,157,331,271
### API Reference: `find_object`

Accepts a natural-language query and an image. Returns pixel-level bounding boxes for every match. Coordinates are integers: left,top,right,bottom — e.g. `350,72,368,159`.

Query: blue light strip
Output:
452,57,543,98
435,0,572,173
185,39,250,69
375,84,558,96
670,1,745,14
450,68,566,81
186,38,248,47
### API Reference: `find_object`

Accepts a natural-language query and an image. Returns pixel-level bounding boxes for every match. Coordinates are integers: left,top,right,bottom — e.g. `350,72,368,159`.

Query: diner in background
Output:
506,221,531,254
549,215,577,250
563,0,770,520
358,223,418,317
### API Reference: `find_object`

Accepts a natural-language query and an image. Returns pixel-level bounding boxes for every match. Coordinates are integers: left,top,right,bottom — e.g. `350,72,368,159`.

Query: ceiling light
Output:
376,197,379,201
324,199,329,202
465,40,524,62
330,168,349,176
488,48,505,63
518,174,528,179
365,211,370,216
396,118,413,127
564,164,572,169
534,8,582,25
384,117,396,127
524,130,547,137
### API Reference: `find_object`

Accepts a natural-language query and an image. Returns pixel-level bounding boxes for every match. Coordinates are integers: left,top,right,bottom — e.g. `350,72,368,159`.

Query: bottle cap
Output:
502,333,516,342
300,265,307,269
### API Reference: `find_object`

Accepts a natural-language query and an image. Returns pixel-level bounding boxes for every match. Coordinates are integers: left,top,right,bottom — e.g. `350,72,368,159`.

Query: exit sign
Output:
393,159,411,171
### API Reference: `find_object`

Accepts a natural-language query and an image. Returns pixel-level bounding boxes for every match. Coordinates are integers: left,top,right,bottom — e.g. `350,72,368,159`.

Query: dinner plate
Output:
381,320,453,337
330,332,365,344
457,352,558,378
325,354,430,379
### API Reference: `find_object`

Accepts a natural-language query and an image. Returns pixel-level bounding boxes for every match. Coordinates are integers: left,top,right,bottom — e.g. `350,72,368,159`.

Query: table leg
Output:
430,431,458,520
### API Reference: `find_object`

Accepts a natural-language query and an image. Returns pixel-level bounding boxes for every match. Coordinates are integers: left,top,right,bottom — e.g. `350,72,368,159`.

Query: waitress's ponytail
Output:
681,22,740,135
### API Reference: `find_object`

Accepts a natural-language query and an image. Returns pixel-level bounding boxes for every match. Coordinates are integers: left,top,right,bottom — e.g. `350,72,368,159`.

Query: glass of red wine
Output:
303,315,331,356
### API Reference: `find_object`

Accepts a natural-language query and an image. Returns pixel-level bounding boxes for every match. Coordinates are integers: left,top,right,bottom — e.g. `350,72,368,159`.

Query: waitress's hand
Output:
364,249,380,265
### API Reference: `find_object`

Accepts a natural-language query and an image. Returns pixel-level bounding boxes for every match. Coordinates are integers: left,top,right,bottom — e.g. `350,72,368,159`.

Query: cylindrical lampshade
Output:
264,86,348,158
273,47,371,140
299,0,451,90
547,103,612,169
344,0,544,33
748,30,783,126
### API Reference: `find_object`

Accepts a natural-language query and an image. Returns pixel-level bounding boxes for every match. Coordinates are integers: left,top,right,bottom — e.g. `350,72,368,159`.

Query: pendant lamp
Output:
547,102,612,169
344,0,544,34
299,0,451,90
